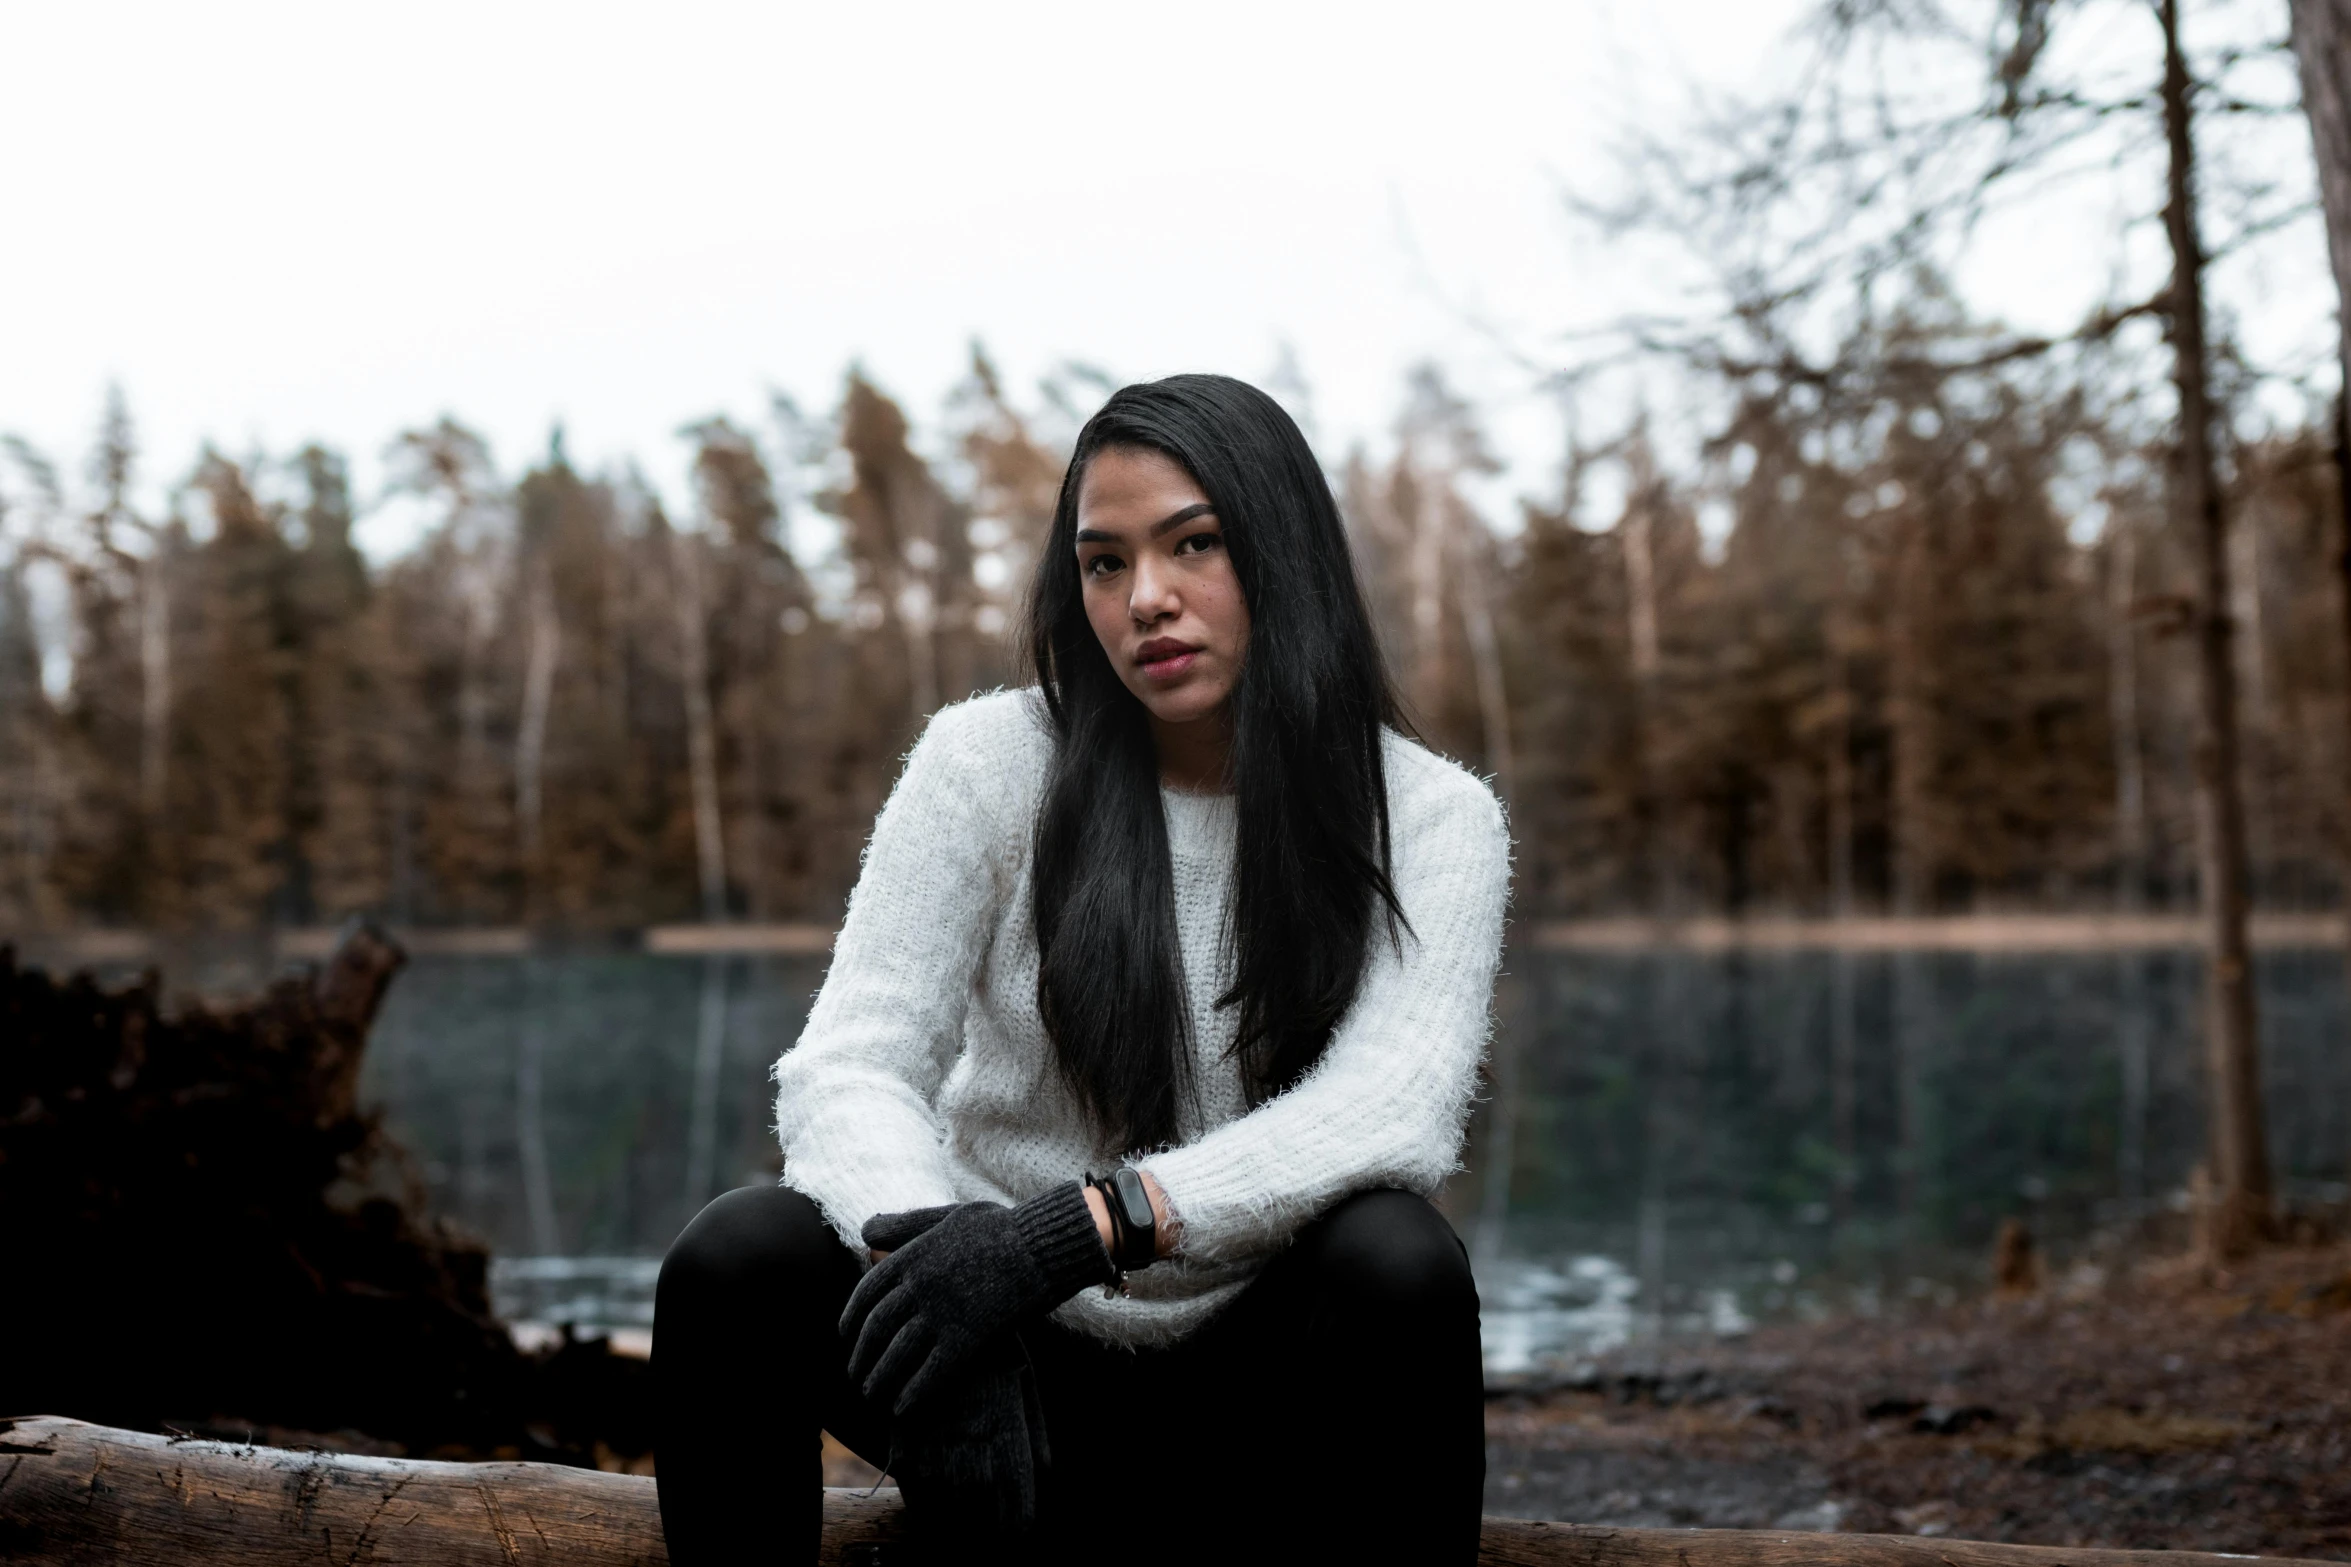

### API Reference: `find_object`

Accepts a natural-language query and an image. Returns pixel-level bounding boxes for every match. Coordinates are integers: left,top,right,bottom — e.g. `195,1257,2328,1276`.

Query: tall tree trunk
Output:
138,554,170,820
898,566,940,723
2109,515,2155,1208
2286,0,2351,1203
2110,519,2151,900
455,573,498,914
1616,452,1690,1263
2231,518,2276,888
514,564,561,910
669,530,728,923
2292,0,2351,375
1410,470,1449,719
669,528,733,1220
2339,396,2351,1198
1622,478,1662,690
1622,462,1665,912
2163,0,2272,1253
389,749,417,925
1887,510,1933,1221
0,561,51,924
1451,507,1517,802
1825,602,1859,1219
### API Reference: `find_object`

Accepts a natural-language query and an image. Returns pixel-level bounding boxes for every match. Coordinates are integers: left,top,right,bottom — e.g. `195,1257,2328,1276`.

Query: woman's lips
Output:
1137,643,1201,682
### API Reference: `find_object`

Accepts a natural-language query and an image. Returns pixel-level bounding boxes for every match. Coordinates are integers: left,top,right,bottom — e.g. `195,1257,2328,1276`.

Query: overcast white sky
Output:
0,0,2332,557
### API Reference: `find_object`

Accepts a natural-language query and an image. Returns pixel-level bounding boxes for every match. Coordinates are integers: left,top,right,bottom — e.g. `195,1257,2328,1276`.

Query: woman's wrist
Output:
885,1184,1162,1265
1082,1183,1116,1254
1084,1169,1180,1263
1140,1169,1176,1258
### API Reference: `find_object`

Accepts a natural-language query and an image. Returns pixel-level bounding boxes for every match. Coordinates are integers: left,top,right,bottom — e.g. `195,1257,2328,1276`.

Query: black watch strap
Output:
1099,1167,1158,1271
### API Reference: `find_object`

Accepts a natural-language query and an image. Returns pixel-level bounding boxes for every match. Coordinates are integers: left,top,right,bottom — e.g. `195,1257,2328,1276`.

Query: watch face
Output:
1112,1171,1153,1230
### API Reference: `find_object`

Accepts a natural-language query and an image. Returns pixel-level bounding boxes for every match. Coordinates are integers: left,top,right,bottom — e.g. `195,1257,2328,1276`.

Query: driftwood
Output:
0,1417,2326,1567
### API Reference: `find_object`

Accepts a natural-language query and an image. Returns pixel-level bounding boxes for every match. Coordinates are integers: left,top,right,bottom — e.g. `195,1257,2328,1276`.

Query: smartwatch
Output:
1095,1167,1159,1272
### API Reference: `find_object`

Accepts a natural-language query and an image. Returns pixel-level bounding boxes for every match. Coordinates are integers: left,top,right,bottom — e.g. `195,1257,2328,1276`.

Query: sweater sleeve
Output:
1139,770,1510,1265
771,703,1009,1251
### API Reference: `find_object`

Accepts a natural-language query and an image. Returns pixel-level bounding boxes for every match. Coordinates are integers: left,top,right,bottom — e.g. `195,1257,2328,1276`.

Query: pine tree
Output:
290,446,392,919
832,371,980,727
383,420,513,923
175,454,298,928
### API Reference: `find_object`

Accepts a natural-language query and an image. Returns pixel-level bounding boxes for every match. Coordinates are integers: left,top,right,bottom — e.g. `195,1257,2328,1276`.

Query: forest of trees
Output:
0,337,2344,936
5,2,2351,956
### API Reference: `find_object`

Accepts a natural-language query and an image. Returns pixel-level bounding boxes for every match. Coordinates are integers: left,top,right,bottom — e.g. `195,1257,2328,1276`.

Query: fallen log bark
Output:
0,1416,2325,1567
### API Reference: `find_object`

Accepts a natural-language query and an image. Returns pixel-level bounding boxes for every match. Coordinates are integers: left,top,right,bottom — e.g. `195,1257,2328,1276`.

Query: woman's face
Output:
1074,445,1251,734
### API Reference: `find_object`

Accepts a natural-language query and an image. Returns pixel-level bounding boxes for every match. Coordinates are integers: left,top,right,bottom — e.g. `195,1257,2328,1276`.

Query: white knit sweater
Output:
770,687,1511,1349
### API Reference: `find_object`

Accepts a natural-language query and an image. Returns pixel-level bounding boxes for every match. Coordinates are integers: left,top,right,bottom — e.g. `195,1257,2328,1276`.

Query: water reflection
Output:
1462,946,2346,1370
342,946,2351,1371
359,953,809,1256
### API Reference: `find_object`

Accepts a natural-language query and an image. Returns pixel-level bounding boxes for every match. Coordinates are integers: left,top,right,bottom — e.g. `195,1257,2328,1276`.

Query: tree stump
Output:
0,927,648,1461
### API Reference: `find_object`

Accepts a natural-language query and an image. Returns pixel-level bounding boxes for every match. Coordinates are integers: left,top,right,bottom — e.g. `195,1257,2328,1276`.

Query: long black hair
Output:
1025,374,1406,1153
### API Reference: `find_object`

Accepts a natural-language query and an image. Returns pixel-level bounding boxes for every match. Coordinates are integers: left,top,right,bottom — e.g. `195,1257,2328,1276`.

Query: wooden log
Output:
0,1416,2324,1567
0,1417,903,1567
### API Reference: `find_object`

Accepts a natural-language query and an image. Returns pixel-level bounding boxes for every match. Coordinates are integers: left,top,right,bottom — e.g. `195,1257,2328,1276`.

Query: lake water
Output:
348,946,2351,1374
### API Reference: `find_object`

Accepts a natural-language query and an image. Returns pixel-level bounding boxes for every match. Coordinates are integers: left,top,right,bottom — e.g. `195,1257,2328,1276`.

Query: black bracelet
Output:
1083,1173,1124,1296
1087,1172,1126,1261
1089,1168,1158,1272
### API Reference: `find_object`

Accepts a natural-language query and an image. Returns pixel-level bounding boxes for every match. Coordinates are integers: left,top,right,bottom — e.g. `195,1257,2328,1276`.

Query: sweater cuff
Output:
1014,1181,1114,1295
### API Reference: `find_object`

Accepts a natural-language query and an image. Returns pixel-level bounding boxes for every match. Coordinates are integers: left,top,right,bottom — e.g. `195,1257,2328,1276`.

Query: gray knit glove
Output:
888,1335,1052,1544
860,1205,957,1253
843,1183,1111,1415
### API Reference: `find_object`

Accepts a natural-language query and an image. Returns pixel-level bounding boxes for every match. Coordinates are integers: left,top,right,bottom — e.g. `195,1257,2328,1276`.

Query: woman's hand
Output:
844,1184,1114,1414
863,1203,958,1265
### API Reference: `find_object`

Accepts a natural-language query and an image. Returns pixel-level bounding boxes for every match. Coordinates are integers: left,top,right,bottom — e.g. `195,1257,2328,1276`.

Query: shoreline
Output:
1482,1236,2351,1557
14,909,2351,967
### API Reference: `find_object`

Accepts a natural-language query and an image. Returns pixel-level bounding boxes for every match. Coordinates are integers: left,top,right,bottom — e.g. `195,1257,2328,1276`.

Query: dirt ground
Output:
1482,1235,2351,1560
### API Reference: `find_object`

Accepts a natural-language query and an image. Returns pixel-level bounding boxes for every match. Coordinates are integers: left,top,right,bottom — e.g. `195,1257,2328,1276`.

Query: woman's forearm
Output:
1139,782,1509,1264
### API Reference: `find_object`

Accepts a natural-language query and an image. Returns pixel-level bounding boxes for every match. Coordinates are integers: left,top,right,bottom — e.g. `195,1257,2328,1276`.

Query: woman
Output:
654,374,1510,1564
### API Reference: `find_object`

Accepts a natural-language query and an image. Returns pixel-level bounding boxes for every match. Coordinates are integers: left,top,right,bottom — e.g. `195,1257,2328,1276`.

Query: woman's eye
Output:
1083,554,1122,579
1175,531,1221,555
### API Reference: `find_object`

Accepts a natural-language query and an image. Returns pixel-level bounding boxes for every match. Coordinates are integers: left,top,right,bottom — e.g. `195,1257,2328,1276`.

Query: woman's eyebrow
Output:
1073,503,1216,546
1149,502,1215,537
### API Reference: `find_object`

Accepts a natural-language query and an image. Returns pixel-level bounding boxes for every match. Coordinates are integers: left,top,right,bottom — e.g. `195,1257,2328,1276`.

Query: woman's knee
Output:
1297,1189,1476,1321
659,1184,843,1309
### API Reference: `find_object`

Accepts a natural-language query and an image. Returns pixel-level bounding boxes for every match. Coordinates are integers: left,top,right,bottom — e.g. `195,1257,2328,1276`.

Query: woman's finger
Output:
892,1338,965,1416
861,1204,958,1253
838,1248,908,1343
844,1277,920,1386
860,1314,937,1409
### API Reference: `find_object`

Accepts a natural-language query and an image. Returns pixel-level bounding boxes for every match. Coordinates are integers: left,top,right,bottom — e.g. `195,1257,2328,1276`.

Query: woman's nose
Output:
1129,556,1181,622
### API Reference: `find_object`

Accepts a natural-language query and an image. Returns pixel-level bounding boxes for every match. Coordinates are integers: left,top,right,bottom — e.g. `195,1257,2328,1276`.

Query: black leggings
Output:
653,1184,1485,1565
